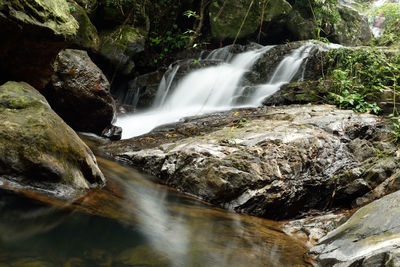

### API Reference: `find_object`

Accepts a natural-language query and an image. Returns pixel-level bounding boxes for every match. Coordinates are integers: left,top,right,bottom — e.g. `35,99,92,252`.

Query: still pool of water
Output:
0,158,309,266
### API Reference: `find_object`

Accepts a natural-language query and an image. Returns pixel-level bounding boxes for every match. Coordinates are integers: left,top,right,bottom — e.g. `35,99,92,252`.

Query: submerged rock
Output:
0,0,78,89
309,189,400,266
283,212,350,248
0,81,105,198
102,105,396,220
42,49,117,135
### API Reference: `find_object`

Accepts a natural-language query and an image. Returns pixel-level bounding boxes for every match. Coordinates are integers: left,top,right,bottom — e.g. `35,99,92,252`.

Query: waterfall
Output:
116,43,318,139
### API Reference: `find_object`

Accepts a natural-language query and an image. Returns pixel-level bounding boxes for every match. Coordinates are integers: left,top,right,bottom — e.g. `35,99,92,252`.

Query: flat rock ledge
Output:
102,105,399,220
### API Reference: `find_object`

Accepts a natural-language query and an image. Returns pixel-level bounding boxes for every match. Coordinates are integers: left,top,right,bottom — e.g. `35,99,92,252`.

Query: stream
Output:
0,157,309,266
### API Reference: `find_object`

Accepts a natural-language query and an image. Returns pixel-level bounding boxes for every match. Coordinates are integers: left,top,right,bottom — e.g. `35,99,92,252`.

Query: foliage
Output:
326,48,400,142
294,0,340,40
389,113,400,143
367,3,400,46
326,48,400,114
366,3,400,31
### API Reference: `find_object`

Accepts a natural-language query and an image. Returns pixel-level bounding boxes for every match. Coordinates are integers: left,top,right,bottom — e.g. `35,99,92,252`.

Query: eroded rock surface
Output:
0,81,105,198
102,105,398,220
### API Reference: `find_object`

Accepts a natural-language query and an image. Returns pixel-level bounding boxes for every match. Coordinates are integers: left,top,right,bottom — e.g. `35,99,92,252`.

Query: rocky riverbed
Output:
102,105,400,220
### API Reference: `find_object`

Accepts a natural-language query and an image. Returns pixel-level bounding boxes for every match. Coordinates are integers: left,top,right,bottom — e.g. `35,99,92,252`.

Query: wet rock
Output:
309,189,400,266
0,81,105,198
283,212,350,247
353,171,400,208
263,80,332,106
102,105,393,220
101,125,122,141
113,70,164,108
0,0,78,89
247,41,331,86
42,49,117,135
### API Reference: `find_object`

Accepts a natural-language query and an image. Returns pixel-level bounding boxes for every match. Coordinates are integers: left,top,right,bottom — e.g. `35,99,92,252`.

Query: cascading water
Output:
116,42,318,139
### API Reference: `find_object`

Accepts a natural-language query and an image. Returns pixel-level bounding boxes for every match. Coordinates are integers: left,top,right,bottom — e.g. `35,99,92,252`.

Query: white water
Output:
116,43,317,139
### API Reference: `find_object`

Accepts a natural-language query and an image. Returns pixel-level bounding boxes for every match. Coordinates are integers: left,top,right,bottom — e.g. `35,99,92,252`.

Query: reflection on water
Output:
0,158,309,266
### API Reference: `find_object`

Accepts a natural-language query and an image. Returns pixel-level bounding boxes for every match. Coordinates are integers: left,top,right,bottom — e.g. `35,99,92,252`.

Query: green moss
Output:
209,0,292,40
100,25,146,52
0,81,104,188
69,1,99,51
1,0,78,39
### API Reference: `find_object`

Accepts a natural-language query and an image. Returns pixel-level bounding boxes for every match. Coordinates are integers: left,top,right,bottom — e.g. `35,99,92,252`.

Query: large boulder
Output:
329,6,372,46
208,0,371,45
0,81,105,198
0,0,78,89
209,0,292,41
42,49,117,135
309,189,400,266
102,105,396,220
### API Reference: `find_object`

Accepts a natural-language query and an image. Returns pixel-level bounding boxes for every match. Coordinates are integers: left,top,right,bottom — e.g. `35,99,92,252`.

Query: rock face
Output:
42,49,117,135
208,0,371,45
0,0,78,89
210,0,292,40
102,105,397,220
97,25,147,77
0,81,105,198
209,0,292,41
309,190,400,266
329,6,372,46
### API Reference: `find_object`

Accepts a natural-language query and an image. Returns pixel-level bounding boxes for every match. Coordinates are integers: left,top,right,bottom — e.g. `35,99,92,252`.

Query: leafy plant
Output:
326,48,400,143
389,114,400,143
326,48,400,114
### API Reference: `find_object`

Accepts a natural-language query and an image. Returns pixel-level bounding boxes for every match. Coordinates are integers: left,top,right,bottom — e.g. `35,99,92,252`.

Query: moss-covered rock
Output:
285,10,316,40
209,0,292,41
68,1,100,51
0,0,79,89
98,25,146,76
329,6,372,46
0,81,105,198
0,0,78,38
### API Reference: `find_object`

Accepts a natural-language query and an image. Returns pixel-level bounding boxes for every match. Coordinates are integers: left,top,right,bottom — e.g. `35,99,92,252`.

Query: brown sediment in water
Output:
0,157,312,266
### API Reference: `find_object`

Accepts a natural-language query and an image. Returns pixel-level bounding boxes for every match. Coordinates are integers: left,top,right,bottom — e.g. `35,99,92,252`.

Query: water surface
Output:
0,158,309,266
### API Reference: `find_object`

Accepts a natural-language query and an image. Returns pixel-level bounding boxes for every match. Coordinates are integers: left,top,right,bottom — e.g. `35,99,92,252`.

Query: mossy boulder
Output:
209,0,292,41
42,49,117,135
285,10,316,40
68,1,100,51
0,0,78,89
329,6,372,46
97,25,146,76
0,81,105,198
